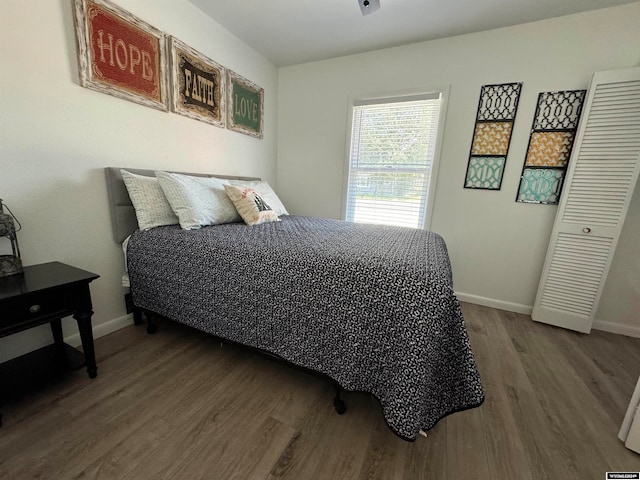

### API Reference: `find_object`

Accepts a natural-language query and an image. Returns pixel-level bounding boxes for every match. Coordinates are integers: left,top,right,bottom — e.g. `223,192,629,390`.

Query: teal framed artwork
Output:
227,70,264,139
517,168,565,204
464,157,506,189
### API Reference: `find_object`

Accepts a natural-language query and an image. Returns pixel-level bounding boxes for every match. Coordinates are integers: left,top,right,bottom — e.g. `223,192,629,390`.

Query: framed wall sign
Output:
516,90,586,204
227,70,264,139
464,83,522,190
73,0,169,111
168,36,225,128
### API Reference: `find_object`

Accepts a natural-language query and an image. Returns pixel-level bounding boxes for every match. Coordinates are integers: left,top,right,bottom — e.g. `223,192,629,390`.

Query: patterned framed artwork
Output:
169,36,226,128
227,70,264,139
73,0,169,111
516,90,586,204
464,157,506,190
464,83,522,190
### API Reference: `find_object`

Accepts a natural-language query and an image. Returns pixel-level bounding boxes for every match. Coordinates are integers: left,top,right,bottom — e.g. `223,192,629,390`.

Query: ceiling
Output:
187,0,636,67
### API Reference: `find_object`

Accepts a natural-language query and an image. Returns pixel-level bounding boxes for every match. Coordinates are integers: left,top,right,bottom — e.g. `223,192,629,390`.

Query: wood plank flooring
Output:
1,303,639,479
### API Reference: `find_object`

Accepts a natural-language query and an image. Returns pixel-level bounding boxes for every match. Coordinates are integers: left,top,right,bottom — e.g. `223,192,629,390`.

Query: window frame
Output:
341,87,450,230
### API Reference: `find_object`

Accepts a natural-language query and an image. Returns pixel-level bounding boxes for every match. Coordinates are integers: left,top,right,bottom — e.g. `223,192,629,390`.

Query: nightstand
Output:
0,262,100,426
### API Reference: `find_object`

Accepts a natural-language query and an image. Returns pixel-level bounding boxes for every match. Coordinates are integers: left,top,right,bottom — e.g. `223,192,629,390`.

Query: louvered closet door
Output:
532,67,640,333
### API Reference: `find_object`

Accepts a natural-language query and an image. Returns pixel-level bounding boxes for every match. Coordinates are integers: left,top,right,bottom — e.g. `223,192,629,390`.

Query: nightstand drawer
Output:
0,290,72,334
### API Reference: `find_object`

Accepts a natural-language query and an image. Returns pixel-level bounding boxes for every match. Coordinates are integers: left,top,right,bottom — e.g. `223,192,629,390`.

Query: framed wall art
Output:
516,90,586,204
464,82,522,190
73,0,169,111
168,36,226,128
227,70,264,139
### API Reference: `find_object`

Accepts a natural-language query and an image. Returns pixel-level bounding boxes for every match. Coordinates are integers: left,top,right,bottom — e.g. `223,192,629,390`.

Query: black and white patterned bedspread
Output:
127,215,484,440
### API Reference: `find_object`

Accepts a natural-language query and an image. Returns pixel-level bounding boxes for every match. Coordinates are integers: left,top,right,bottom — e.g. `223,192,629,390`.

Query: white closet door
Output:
532,67,640,333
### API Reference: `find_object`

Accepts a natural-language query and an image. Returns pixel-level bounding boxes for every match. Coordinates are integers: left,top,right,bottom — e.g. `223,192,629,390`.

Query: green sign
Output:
232,82,261,132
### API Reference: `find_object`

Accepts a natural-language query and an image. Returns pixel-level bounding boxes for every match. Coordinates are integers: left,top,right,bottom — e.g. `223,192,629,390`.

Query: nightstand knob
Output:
29,304,41,314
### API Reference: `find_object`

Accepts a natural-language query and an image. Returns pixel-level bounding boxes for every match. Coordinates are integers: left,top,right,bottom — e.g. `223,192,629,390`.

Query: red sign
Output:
86,1,161,103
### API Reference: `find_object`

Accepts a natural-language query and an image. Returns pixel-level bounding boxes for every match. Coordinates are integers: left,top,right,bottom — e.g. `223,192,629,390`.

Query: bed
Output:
105,167,484,441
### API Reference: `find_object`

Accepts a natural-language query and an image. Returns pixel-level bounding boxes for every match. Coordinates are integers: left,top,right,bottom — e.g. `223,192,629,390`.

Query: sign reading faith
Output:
73,0,168,111
227,70,264,139
169,36,225,127
181,60,217,110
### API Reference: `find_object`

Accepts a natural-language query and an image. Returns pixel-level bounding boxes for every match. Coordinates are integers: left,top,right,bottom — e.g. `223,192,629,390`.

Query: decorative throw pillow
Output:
156,171,241,229
229,180,289,216
120,169,179,231
224,185,280,226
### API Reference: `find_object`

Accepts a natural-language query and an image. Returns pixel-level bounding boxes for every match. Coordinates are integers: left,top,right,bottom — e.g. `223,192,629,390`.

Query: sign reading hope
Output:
87,1,161,102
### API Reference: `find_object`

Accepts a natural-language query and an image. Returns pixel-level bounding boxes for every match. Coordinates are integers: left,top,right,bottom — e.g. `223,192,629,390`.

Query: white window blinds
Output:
345,94,442,228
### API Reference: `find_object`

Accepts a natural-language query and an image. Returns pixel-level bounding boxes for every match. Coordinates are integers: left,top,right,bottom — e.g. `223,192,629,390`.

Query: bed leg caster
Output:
333,384,347,414
132,308,143,326
145,312,158,334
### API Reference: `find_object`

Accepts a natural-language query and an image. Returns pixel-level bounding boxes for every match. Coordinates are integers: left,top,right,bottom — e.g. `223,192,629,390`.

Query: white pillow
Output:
120,169,178,231
229,180,289,216
224,185,280,226
156,171,241,229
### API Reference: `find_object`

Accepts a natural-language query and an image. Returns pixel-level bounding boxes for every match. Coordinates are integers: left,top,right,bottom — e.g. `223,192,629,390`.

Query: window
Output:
344,92,444,229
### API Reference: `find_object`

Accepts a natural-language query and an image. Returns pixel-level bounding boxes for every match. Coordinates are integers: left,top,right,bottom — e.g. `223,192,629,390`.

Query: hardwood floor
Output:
1,303,639,479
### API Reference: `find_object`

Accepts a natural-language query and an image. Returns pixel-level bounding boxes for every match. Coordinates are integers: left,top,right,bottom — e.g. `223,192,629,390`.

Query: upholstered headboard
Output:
105,167,260,243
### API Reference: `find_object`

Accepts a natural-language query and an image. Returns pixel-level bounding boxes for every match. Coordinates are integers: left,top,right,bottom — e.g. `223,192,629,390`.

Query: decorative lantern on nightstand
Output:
0,199,23,277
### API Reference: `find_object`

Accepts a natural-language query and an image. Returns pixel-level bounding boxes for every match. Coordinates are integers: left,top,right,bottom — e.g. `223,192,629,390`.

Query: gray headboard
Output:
105,167,260,243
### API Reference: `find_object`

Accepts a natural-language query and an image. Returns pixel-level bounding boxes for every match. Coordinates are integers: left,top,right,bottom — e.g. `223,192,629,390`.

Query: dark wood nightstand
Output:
0,262,100,426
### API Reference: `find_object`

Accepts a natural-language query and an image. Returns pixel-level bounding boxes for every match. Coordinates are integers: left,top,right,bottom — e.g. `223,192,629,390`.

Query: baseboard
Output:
65,313,134,348
455,292,533,315
456,292,640,338
592,319,640,338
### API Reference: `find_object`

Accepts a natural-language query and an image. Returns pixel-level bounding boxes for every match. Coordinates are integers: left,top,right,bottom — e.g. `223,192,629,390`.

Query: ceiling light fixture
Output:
358,0,380,16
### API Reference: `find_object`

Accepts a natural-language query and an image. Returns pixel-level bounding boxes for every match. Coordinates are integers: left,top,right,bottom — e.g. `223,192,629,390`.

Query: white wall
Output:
0,0,278,362
595,178,640,337
277,3,640,333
